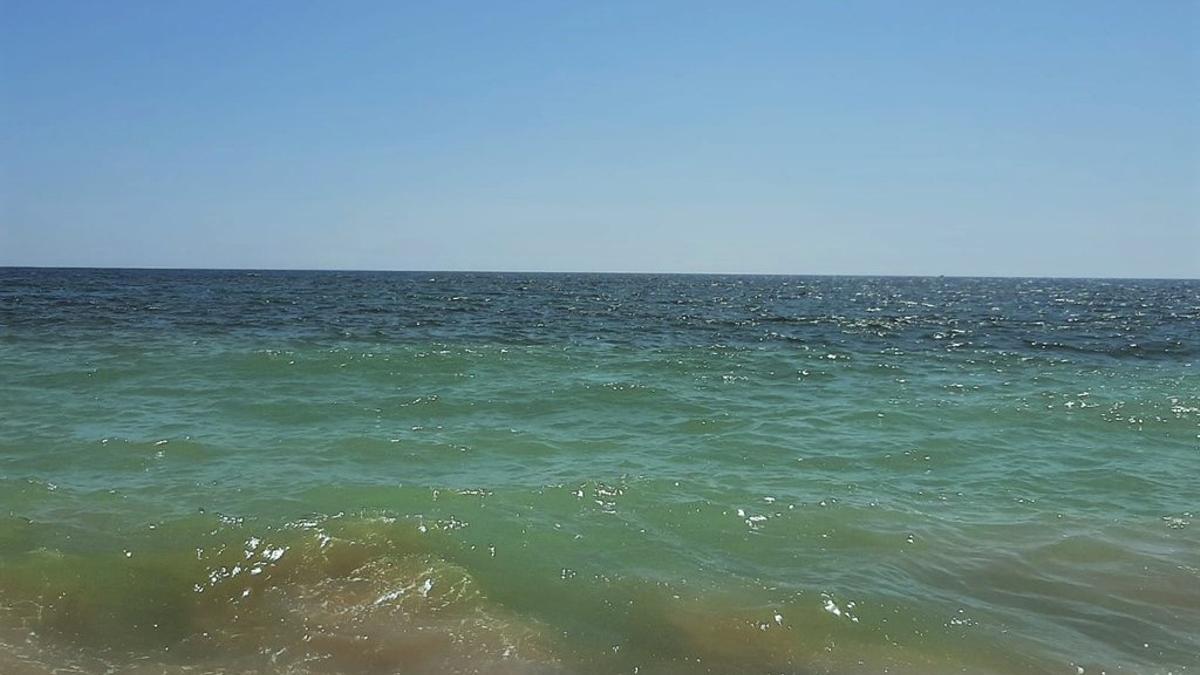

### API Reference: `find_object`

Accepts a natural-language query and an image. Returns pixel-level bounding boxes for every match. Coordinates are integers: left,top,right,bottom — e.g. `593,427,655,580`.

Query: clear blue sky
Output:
2,1,1197,276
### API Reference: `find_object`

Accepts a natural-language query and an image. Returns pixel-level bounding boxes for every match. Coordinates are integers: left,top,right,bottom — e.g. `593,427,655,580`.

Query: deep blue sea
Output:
0,268,1197,674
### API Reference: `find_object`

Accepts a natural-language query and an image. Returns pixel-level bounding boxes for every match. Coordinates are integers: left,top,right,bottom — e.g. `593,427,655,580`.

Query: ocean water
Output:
0,268,1196,675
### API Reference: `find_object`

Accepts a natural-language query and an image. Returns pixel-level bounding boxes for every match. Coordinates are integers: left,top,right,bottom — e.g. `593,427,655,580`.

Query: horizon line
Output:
1,264,1197,282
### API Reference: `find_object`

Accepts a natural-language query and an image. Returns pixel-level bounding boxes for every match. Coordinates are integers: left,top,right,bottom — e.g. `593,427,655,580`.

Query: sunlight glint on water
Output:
0,269,1196,674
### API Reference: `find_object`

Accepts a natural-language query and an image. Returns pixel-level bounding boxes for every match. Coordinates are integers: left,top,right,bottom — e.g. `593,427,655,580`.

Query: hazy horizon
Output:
3,2,1198,277
4,263,1199,281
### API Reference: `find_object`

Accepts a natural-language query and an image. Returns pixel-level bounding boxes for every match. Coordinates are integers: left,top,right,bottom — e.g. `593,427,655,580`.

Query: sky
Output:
1,1,1197,277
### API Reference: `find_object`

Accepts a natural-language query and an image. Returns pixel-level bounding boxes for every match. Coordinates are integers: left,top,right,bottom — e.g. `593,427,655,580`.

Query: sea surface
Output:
0,268,1196,675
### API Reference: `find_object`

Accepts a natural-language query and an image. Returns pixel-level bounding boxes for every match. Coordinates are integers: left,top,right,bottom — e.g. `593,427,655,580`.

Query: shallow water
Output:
0,269,1196,674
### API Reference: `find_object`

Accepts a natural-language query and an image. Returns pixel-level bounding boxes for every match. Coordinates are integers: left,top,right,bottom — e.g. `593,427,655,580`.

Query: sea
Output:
0,268,1196,675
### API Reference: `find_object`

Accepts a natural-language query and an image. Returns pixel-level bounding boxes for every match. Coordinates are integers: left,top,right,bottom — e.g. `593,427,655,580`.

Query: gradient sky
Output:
2,1,1197,276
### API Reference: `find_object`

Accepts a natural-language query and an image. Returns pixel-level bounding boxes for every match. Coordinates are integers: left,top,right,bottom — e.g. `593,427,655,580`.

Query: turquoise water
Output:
0,269,1196,674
